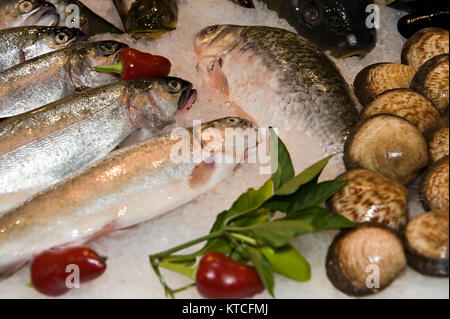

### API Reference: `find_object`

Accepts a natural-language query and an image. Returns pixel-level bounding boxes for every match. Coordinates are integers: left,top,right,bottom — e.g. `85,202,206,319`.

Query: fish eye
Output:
225,118,240,126
205,26,218,35
302,3,320,27
54,32,69,44
18,0,34,13
99,42,117,56
167,80,182,93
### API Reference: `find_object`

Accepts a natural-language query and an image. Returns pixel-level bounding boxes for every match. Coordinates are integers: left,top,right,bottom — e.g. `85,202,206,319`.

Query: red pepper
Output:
196,252,264,299
91,48,171,80
30,247,107,297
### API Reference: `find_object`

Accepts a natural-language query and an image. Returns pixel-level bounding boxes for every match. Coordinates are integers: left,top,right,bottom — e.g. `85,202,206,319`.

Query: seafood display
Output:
195,25,359,153
0,40,127,118
0,26,85,71
229,0,377,59
0,78,195,212
0,117,254,279
113,0,178,38
0,0,448,300
0,0,59,29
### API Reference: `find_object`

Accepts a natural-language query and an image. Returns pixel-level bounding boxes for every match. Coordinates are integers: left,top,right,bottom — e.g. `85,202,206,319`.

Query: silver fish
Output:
195,25,360,153
0,26,85,72
0,77,197,213
0,117,254,278
0,0,59,29
0,40,128,118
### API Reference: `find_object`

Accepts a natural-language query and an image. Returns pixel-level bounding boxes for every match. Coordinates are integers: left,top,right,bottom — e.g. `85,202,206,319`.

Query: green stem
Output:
150,231,224,260
158,261,198,280
227,232,258,246
90,60,124,75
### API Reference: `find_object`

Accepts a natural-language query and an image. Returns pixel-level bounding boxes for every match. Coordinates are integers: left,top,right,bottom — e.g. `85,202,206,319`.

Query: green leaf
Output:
271,128,294,191
285,180,348,214
285,207,356,231
241,220,314,248
275,155,334,196
246,246,275,297
229,208,272,228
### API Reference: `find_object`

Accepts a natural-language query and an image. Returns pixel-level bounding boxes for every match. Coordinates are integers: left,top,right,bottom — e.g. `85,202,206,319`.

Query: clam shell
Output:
421,156,449,211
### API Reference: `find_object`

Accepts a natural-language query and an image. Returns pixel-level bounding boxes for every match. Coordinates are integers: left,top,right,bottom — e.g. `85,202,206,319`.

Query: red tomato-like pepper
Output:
196,252,264,299
30,247,107,297
91,48,171,80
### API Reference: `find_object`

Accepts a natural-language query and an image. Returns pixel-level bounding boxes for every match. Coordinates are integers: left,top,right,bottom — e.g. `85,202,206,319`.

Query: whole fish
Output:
388,0,449,38
0,77,197,213
0,26,85,72
113,0,178,38
195,25,359,154
0,40,128,118
45,0,123,36
229,0,377,59
0,0,59,29
0,117,254,278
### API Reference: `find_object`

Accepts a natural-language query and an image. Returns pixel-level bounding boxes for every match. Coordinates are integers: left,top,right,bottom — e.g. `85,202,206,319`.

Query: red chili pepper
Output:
30,247,107,297
196,252,264,299
91,48,171,80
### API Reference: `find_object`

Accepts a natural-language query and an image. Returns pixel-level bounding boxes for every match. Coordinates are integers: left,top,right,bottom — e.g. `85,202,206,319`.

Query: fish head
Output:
126,77,198,130
20,27,86,62
195,25,244,59
197,117,257,164
285,0,377,58
70,41,129,88
0,0,59,29
125,0,178,39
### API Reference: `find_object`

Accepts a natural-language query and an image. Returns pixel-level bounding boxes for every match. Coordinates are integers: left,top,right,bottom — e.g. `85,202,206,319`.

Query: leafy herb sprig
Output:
149,129,354,298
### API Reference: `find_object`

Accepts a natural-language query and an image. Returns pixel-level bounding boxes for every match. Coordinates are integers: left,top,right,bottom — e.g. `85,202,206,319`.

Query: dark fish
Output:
46,0,123,36
388,0,449,38
230,0,254,8
114,0,178,39
0,0,59,29
229,0,377,59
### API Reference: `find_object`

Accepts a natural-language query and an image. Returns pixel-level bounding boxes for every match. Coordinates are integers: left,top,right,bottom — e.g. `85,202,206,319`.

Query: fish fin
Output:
189,161,216,188
201,58,230,96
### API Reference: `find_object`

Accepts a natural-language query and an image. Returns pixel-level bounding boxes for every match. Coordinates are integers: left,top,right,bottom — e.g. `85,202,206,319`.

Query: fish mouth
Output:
178,86,198,114
33,6,59,27
128,29,174,39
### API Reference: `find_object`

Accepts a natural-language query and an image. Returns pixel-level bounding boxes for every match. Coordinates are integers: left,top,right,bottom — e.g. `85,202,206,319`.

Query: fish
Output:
0,117,254,278
230,0,254,8
0,77,197,213
0,26,85,72
114,0,178,39
45,0,123,36
0,40,128,118
0,0,59,29
387,0,449,38
195,25,359,154
229,0,377,59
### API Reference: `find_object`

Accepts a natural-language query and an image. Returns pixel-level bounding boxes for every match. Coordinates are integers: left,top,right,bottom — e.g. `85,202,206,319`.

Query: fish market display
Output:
229,0,377,58
0,117,254,279
0,0,59,29
46,0,122,36
0,77,196,213
113,0,178,38
0,40,128,118
388,0,449,38
195,25,359,154
0,26,85,72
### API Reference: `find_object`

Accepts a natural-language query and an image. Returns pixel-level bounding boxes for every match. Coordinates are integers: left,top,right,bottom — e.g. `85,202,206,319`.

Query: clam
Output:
328,169,409,231
354,63,416,106
344,114,429,185
421,156,449,211
401,28,449,70
326,223,407,296
361,88,441,133
410,54,449,113
427,123,449,162
404,209,449,277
